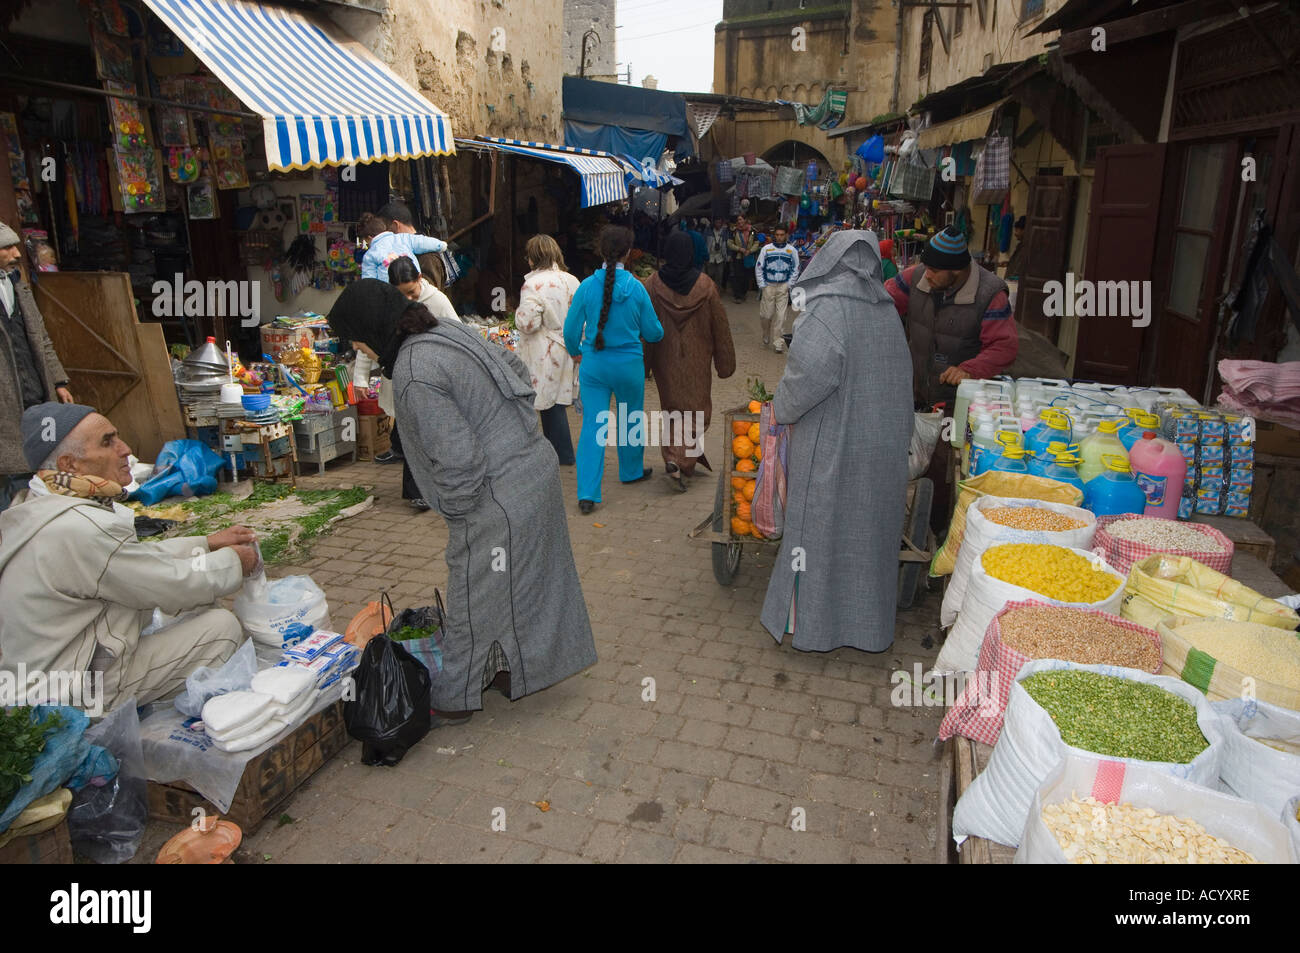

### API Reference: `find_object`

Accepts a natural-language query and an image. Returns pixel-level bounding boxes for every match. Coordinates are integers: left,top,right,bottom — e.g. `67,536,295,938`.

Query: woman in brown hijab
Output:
643,231,737,492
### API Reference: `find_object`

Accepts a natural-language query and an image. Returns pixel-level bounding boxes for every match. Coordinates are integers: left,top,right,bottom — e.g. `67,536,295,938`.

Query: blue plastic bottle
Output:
1119,412,1161,451
1082,455,1147,517
1042,450,1086,493
1028,440,1072,477
1025,410,1072,457
989,444,1031,475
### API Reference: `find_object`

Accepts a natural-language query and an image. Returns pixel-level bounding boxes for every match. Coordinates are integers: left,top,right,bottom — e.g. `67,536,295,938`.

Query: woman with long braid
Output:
563,226,664,514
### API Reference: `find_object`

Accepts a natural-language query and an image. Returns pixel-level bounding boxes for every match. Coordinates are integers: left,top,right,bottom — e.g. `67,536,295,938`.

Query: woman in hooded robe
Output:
643,231,736,491
759,231,913,652
328,279,597,715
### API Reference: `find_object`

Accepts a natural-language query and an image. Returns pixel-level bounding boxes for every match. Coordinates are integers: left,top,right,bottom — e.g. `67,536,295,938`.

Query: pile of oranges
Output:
729,401,766,538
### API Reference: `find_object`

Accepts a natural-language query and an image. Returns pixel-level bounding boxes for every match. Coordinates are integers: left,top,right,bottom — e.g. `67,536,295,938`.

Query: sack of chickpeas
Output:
940,497,1096,627
1016,752,1296,864
936,543,1125,673
1211,698,1300,817
953,659,1226,848
939,601,1161,747
1093,514,1233,577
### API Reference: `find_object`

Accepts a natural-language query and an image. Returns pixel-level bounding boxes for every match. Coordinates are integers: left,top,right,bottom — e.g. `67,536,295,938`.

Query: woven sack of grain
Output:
937,546,1124,673
1212,698,1300,816
930,471,1083,577
952,659,1224,849
1123,555,1300,630
941,497,1096,627
940,601,1160,747
1016,752,1296,864
1093,514,1233,576
1156,614,1300,709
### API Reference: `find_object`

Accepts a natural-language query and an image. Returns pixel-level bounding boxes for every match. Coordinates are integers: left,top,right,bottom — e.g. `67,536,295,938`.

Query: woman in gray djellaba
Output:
760,231,913,652
328,279,596,716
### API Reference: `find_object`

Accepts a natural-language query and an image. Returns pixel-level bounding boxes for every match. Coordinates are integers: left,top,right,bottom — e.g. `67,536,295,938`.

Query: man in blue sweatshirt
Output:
754,226,800,352
361,201,448,282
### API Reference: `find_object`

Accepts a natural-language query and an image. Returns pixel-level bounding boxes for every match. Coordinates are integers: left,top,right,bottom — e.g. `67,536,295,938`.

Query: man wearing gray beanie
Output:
1,220,74,510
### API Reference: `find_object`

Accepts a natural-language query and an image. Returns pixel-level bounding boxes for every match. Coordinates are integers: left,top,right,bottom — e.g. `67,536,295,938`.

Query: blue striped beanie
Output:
921,226,970,270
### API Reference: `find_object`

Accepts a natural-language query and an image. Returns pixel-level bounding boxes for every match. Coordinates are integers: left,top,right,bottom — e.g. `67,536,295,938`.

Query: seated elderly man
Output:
0,402,257,710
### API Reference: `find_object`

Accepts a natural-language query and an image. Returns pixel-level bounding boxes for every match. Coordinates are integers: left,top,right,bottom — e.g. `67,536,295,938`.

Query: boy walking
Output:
754,226,800,352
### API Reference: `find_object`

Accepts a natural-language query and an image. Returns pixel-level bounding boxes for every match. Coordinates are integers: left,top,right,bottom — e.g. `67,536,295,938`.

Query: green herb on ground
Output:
0,707,64,813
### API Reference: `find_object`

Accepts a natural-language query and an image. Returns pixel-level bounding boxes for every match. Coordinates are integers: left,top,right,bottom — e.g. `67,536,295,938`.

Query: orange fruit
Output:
736,501,751,521
731,517,751,536
732,436,754,459
752,525,765,539
732,420,749,436
737,459,756,473
753,445,762,462
747,422,761,443
733,490,745,505
742,482,756,501
748,400,762,414
731,476,747,490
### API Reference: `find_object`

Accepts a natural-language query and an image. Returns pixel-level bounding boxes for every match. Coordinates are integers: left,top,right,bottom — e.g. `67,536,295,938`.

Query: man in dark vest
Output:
1,222,74,510
885,225,1018,410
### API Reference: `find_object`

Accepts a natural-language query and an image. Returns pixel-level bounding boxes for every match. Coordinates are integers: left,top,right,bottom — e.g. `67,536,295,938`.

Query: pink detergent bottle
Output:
1128,431,1187,519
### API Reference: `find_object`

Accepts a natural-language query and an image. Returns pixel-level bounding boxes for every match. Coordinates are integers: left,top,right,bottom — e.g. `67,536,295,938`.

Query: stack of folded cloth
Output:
200,666,318,753
276,630,360,690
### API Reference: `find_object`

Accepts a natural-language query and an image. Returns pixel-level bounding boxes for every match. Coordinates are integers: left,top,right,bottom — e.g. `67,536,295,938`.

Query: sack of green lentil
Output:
952,660,1225,848
1156,614,1300,710
937,544,1125,673
1122,554,1300,631
1285,795,1300,860
939,601,1162,747
1212,698,1300,816
1093,514,1233,577
930,472,1084,578
1016,752,1296,864
940,497,1096,627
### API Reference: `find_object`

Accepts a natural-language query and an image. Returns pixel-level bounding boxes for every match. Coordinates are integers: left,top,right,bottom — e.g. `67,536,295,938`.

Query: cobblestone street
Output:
143,296,948,864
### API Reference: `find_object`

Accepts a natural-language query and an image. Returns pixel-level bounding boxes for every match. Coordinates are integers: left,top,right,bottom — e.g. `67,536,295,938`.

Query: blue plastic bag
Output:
856,135,885,164
0,706,116,833
131,439,226,505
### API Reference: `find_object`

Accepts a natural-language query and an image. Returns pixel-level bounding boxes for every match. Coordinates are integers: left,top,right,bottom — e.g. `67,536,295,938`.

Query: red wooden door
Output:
1015,174,1078,343
1074,144,1166,383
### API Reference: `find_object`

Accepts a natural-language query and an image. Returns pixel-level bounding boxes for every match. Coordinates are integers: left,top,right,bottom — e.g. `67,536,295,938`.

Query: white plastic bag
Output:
936,545,1122,673
908,411,943,480
1285,796,1300,859
953,659,1225,849
233,573,331,652
1016,752,1297,864
1212,697,1300,817
940,497,1096,627
173,639,258,718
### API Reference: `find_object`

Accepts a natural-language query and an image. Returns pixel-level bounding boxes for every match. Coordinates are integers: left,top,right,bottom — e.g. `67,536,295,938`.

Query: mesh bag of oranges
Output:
728,401,765,539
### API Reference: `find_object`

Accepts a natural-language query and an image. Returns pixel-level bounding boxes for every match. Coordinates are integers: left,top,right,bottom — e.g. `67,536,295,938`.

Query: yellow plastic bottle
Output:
1078,419,1129,484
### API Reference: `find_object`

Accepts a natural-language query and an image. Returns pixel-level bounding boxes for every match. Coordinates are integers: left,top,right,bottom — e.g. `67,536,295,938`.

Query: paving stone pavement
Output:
139,295,948,864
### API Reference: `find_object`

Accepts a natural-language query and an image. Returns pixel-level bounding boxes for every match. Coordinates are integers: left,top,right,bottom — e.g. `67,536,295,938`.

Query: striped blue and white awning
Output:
469,138,628,208
143,0,454,170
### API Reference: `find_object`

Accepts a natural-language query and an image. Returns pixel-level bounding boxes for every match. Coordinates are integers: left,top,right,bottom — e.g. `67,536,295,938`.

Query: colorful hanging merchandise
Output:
972,135,1011,204
187,179,218,219
787,89,848,130
775,165,804,196
105,82,148,150
90,25,133,83
716,159,734,184
89,0,130,35
166,147,201,183
209,140,249,189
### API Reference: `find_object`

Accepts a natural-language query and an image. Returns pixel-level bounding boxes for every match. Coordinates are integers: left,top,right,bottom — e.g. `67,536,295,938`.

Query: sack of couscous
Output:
1093,514,1234,576
1016,752,1296,864
937,544,1125,673
1123,555,1300,631
941,497,1096,627
1157,614,1300,709
930,472,1083,577
953,660,1225,848
1212,698,1300,816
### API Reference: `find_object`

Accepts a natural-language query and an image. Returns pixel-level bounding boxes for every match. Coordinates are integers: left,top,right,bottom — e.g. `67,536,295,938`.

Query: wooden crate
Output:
147,700,348,832
0,818,74,865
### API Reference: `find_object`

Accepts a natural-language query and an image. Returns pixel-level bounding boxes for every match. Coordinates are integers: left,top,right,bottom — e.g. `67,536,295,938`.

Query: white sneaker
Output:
773,339,785,353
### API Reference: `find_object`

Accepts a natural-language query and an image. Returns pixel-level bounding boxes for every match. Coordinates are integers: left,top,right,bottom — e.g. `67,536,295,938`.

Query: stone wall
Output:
562,0,618,82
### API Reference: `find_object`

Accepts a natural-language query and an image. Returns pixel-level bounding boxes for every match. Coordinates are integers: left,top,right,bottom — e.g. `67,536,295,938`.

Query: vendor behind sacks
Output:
0,402,259,712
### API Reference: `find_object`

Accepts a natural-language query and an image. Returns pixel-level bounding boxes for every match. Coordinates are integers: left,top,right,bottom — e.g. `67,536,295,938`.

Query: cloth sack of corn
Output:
1015,751,1296,864
1092,514,1233,577
1211,698,1300,817
940,601,1161,747
941,497,1096,627
1285,795,1300,860
937,545,1124,673
930,471,1083,577
1122,554,1300,631
1156,614,1300,709
953,659,1225,848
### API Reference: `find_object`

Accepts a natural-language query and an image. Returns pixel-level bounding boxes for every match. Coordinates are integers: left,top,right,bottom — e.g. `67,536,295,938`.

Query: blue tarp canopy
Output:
562,76,695,161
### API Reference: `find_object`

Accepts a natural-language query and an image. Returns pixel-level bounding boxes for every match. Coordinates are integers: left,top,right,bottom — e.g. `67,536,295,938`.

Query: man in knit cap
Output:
885,225,1018,410
0,221,74,511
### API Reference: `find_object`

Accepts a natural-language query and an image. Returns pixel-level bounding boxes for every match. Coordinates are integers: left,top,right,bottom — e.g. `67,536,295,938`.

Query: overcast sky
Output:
615,0,724,93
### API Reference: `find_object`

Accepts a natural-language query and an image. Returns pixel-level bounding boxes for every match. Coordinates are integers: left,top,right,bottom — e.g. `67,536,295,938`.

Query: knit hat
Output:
21,402,97,470
920,226,970,270
0,221,19,249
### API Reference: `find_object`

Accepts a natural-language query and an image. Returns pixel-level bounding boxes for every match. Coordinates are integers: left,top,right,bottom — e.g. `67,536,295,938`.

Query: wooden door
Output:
1074,144,1167,383
1015,174,1078,342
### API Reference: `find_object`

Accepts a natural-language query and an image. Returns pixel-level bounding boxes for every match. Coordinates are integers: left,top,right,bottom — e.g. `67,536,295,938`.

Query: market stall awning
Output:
143,0,454,170
914,98,1010,151
461,138,627,207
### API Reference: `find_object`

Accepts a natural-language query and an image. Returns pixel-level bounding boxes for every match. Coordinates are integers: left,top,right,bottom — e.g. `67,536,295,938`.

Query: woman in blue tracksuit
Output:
564,226,664,514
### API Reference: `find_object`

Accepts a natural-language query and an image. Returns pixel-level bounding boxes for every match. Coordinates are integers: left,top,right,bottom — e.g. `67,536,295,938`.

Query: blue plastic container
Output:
988,444,1031,475
241,393,271,412
1025,411,1072,457
1083,455,1147,517
1119,412,1162,451
1042,454,1086,493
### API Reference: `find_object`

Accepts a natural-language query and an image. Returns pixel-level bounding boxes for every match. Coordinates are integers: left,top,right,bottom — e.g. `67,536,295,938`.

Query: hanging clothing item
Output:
1226,211,1300,345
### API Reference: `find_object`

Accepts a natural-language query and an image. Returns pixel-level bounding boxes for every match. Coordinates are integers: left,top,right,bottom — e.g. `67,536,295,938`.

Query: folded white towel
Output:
251,666,316,706
202,691,274,736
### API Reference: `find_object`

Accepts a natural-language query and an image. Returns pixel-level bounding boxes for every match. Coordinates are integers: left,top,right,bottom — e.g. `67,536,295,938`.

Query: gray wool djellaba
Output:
760,230,914,652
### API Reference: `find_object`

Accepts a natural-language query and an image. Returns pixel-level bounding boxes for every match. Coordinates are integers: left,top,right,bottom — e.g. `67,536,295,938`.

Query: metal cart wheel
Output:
898,477,934,610
711,469,743,585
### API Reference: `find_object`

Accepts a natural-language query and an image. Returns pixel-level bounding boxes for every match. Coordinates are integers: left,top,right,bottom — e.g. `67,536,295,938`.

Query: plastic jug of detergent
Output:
1078,419,1128,484
1083,455,1148,517
1042,450,1085,493
1119,412,1162,451
969,420,999,476
1025,410,1072,457
1128,431,1187,519
988,443,1032,475
1028,440,1071,476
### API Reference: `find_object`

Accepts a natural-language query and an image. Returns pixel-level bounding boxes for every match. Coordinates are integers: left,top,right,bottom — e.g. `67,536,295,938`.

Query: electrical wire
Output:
617,18,721,42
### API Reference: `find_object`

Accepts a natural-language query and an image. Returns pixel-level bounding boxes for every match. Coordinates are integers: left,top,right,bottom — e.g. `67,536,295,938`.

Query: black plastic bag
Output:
344,636,431,767
67,701,147,864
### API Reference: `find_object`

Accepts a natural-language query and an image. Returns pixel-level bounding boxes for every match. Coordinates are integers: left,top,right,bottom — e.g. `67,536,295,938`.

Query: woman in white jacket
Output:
516,235,580,465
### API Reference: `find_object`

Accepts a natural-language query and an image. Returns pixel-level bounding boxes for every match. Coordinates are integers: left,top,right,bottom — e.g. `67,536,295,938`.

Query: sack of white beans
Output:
1212,698,1300,817
1093,514,1233,576
940,497,1096,627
